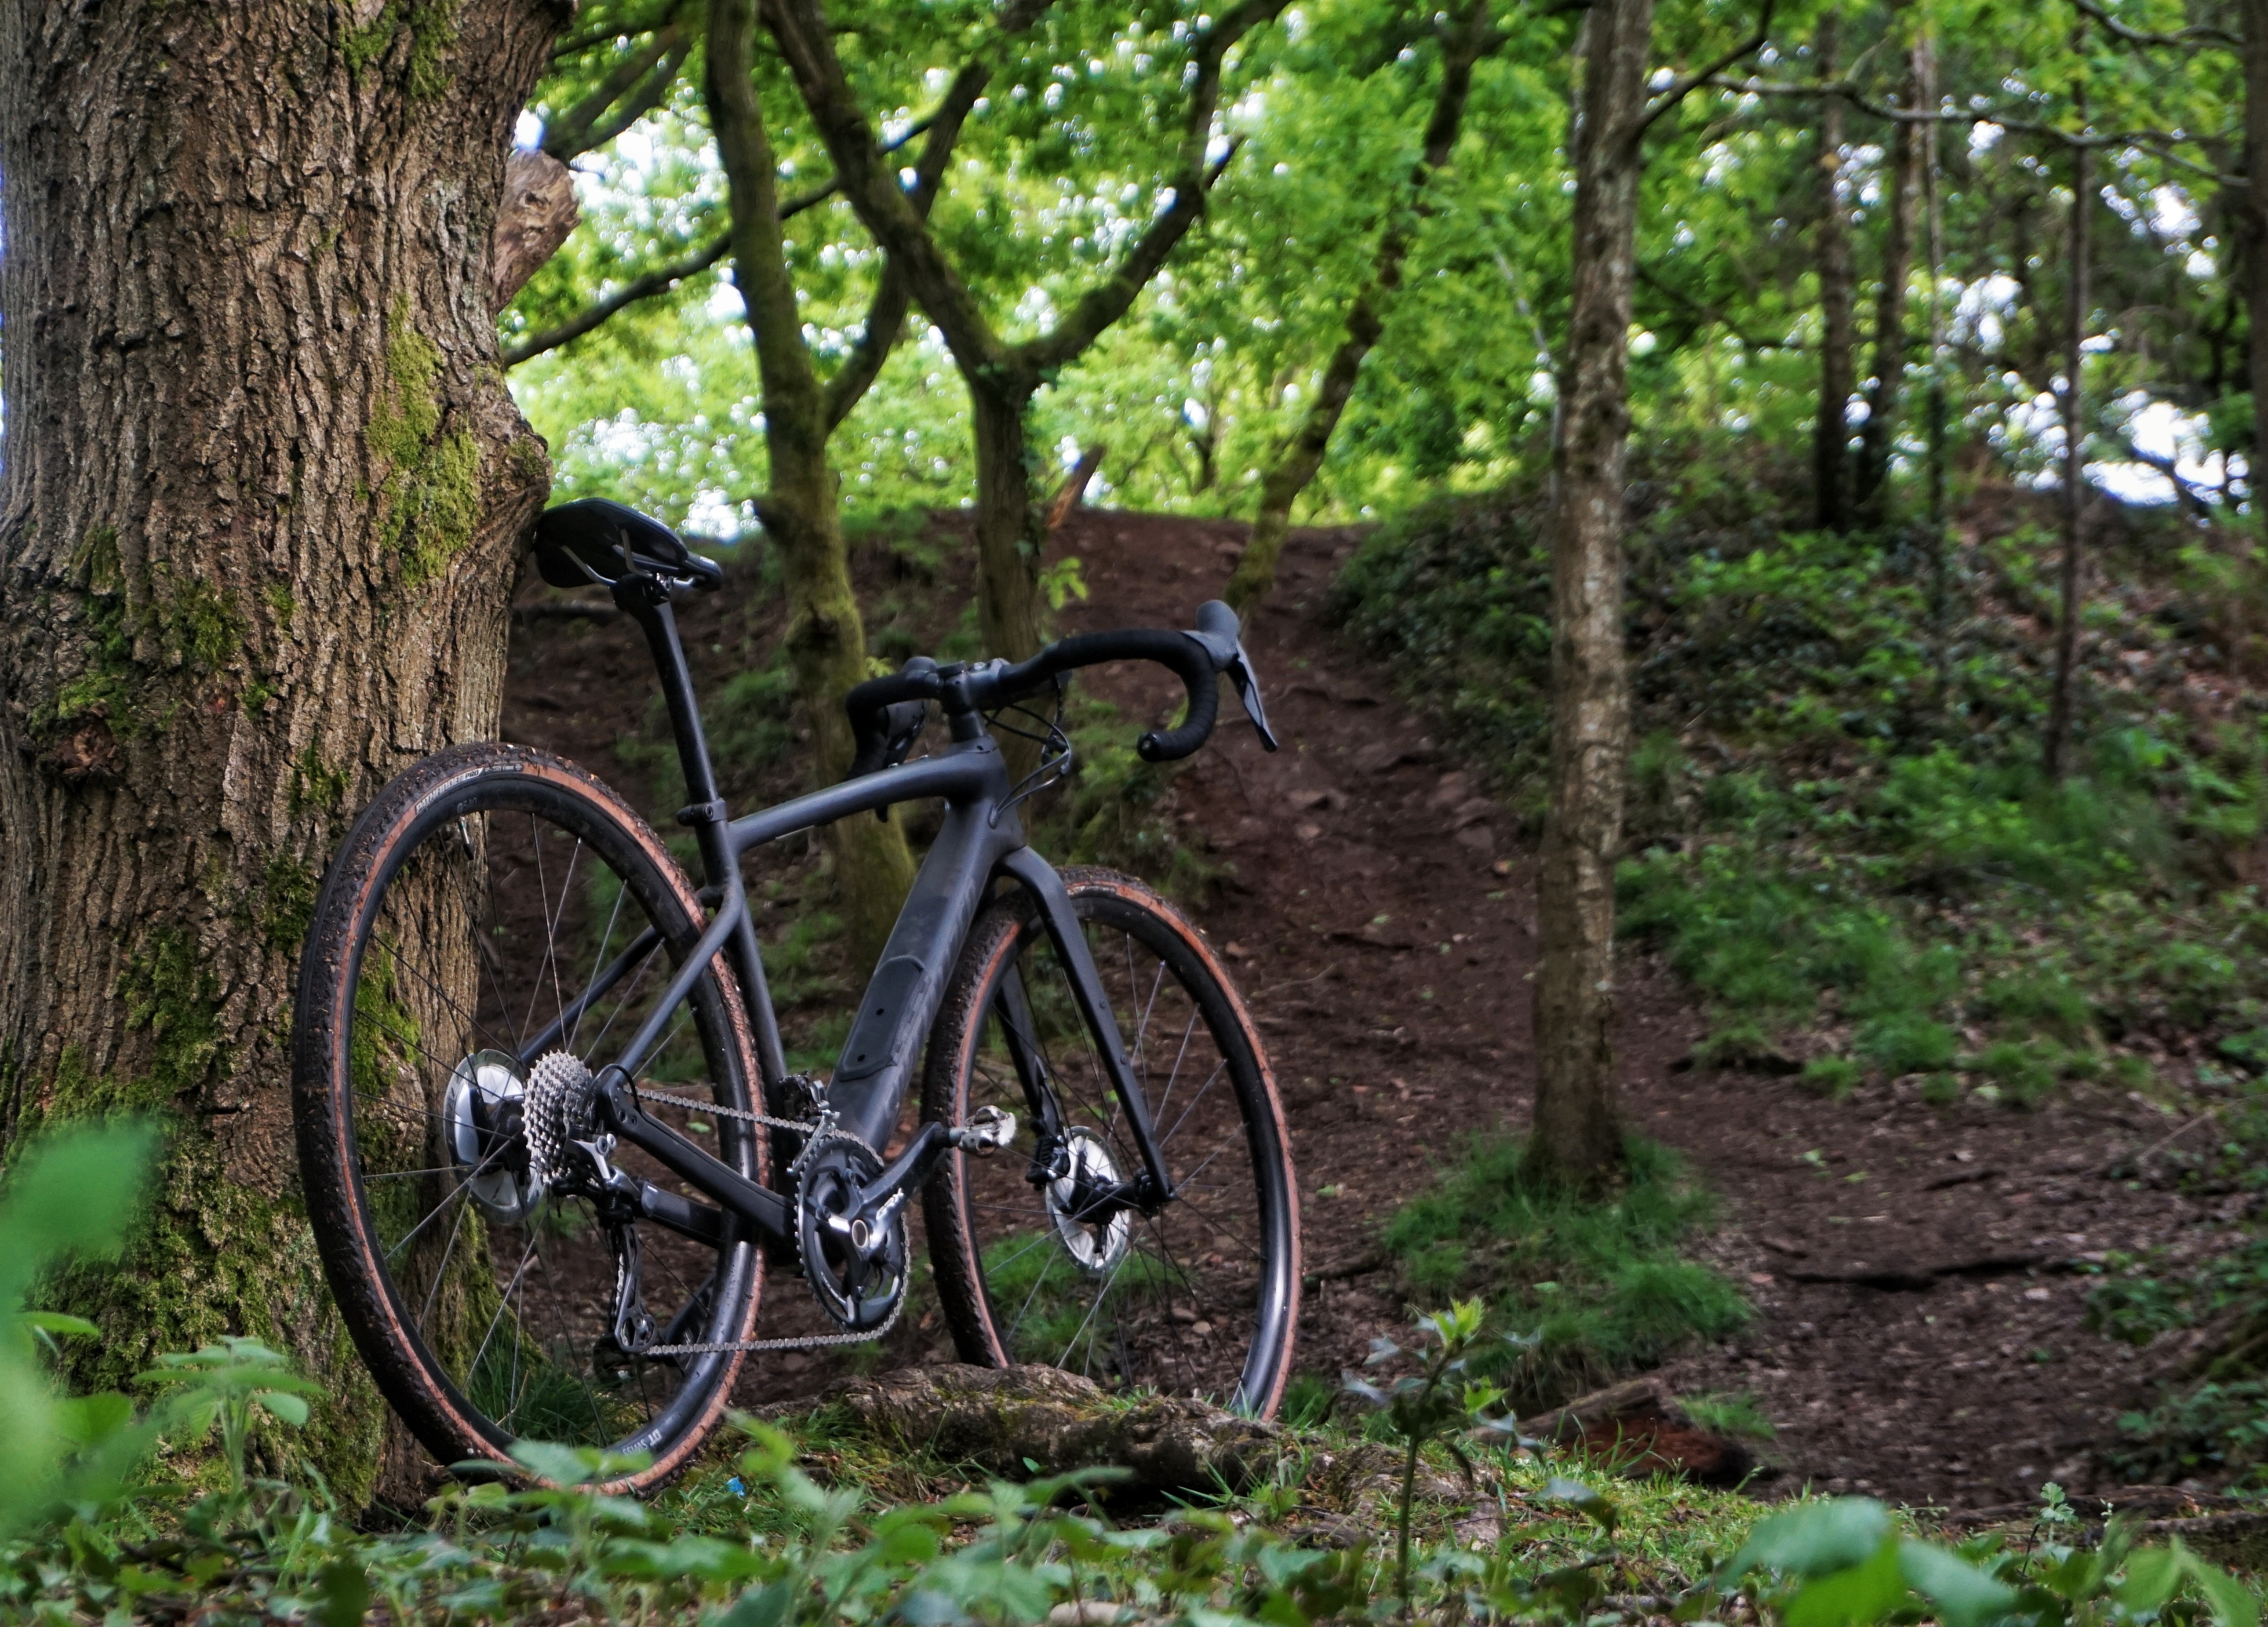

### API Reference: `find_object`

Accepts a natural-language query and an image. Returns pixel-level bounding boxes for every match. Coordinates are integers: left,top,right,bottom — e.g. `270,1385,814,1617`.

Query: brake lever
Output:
1225,644,1280,753
1183,623,1281,753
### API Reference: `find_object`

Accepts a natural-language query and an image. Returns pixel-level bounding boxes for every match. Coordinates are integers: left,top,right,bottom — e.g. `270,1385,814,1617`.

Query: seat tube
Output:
619,586,791,1090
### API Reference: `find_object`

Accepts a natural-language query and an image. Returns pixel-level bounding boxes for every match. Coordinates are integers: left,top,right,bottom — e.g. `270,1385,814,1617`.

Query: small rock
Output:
1296,822,1322,841
1223,941,1251,960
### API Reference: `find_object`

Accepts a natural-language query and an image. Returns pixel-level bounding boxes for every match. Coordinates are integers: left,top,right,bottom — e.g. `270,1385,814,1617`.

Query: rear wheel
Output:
293,743,764,1491
921,867,1300,1417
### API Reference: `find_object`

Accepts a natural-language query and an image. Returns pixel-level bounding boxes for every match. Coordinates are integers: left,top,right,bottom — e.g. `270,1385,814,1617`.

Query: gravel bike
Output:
292,499,1299,1490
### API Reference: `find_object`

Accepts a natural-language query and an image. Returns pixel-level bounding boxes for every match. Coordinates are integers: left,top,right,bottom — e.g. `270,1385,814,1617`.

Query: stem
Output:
1398,1434,1419,1615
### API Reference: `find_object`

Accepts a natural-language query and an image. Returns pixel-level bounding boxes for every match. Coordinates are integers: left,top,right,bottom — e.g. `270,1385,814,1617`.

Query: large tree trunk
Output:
2046,134,2092,781
1810,12,1855,534
1530,0,1654,1189
1225,0,1492,611
0,1,557,1501
1855,54,1919,520
708,0,914,964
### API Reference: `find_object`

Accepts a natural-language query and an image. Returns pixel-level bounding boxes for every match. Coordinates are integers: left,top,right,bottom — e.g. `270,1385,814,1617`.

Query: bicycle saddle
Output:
533,498,724,593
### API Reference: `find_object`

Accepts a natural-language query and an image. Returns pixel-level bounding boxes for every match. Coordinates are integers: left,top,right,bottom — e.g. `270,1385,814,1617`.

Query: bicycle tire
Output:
920,866,1300,1417
293,743,765,1491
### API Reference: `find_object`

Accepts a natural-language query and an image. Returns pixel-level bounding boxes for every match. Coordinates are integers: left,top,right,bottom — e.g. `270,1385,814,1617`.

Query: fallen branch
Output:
1044,443,1107,531
1788,1252,2076,1290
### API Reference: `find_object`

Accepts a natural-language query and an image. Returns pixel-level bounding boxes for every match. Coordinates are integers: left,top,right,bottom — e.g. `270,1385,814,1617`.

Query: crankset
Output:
795,1133,909,1333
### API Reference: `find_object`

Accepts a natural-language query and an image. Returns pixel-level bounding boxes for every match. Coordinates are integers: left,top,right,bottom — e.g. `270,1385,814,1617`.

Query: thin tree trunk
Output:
0,1,556,1502
1530,0,1656,1190
970,381,1051,663
707,0,913,965
1856,56,1919,518
2245,0,2268,529
1812,12,1856,533
1917,35,1952,697
1225,0,1493,611
2046,135,2092,782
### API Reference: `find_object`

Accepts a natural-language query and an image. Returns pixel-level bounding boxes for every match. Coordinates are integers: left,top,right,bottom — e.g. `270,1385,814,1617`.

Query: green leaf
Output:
1784,1537,1909,1627
258,1390,310,1427
315,1559,370,1627
1542,1476,1618,1535
1729,1497,1893,1580
1898,1539,2021,1627
17,1312,100,1338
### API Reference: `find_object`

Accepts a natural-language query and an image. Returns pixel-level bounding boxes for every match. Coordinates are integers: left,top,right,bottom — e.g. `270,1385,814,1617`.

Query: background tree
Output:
767,0,1286,662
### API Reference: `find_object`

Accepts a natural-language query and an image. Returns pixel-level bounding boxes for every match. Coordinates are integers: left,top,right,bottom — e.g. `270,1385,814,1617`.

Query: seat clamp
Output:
676,798,729,828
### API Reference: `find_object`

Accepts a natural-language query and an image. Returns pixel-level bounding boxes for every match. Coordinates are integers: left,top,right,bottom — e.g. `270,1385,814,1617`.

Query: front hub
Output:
1047,1127,1132,1277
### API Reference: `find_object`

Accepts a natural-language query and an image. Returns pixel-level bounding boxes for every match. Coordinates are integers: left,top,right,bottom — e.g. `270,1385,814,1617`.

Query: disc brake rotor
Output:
443,1049,541,1221
1047,1127,1131,1278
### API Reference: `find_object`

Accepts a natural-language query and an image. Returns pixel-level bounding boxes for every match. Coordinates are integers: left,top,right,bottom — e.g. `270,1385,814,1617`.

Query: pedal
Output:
949,1104,1016,1156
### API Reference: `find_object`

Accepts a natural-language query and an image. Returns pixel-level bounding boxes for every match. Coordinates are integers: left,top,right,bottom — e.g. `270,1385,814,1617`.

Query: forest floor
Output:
502,508,2239,1518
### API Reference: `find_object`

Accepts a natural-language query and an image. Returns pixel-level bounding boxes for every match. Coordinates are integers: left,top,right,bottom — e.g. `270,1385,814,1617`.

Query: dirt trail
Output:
1055,512,2222,1513
501,508,2235,1512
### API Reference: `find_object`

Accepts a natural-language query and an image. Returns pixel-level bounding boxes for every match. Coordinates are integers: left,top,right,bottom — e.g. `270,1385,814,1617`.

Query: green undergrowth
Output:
1333,456,2268,1107
12,1122,2268,1620
1380,1134,1749,1412
2077,1073,2268,1490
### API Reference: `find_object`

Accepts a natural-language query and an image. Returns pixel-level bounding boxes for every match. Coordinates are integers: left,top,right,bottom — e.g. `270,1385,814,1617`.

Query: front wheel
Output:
921,867,1299,1417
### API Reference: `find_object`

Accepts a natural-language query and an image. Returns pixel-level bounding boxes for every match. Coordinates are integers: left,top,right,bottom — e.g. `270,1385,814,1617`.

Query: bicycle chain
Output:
629,1084,908,1357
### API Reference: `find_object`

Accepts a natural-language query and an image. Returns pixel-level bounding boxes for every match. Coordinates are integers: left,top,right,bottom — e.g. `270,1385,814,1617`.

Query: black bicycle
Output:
292,499,1300,1491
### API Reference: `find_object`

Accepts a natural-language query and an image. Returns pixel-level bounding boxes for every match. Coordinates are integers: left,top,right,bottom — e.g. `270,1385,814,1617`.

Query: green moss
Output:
290,747,350,816
158,573,242,671
38,1122,387,1506
118,928,227,1103
76,526,121,595
370,303,481,584
241,681,276,717
263,581,295,631
257,854,320,949
40,593,139,737
342,0,458,100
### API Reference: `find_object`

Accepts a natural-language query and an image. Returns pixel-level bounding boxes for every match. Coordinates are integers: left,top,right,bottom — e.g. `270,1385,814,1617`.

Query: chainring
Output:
796,1133,908,1333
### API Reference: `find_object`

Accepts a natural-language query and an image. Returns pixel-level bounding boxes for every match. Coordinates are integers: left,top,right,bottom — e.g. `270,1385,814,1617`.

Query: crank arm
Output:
847,1112,1019,1232
597,1076,793,1245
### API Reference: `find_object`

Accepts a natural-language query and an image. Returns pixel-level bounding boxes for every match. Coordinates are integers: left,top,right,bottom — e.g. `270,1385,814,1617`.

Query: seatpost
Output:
612,577,724,826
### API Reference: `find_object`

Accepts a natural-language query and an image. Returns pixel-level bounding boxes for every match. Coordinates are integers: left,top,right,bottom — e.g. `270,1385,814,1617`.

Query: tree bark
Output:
707,0,914,966
1855,53,1919,520
1224,0,1493,611
0,0,559,1501
1810,12,1856,534
2046,134,2092,782
1530,0,1656,1189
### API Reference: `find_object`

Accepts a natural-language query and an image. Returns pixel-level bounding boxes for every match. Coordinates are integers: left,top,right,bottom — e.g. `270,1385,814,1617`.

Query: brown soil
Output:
501,507,2241,1514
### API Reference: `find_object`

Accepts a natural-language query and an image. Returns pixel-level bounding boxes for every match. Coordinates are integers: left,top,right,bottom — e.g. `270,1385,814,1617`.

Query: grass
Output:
1381,1135,1749,1411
